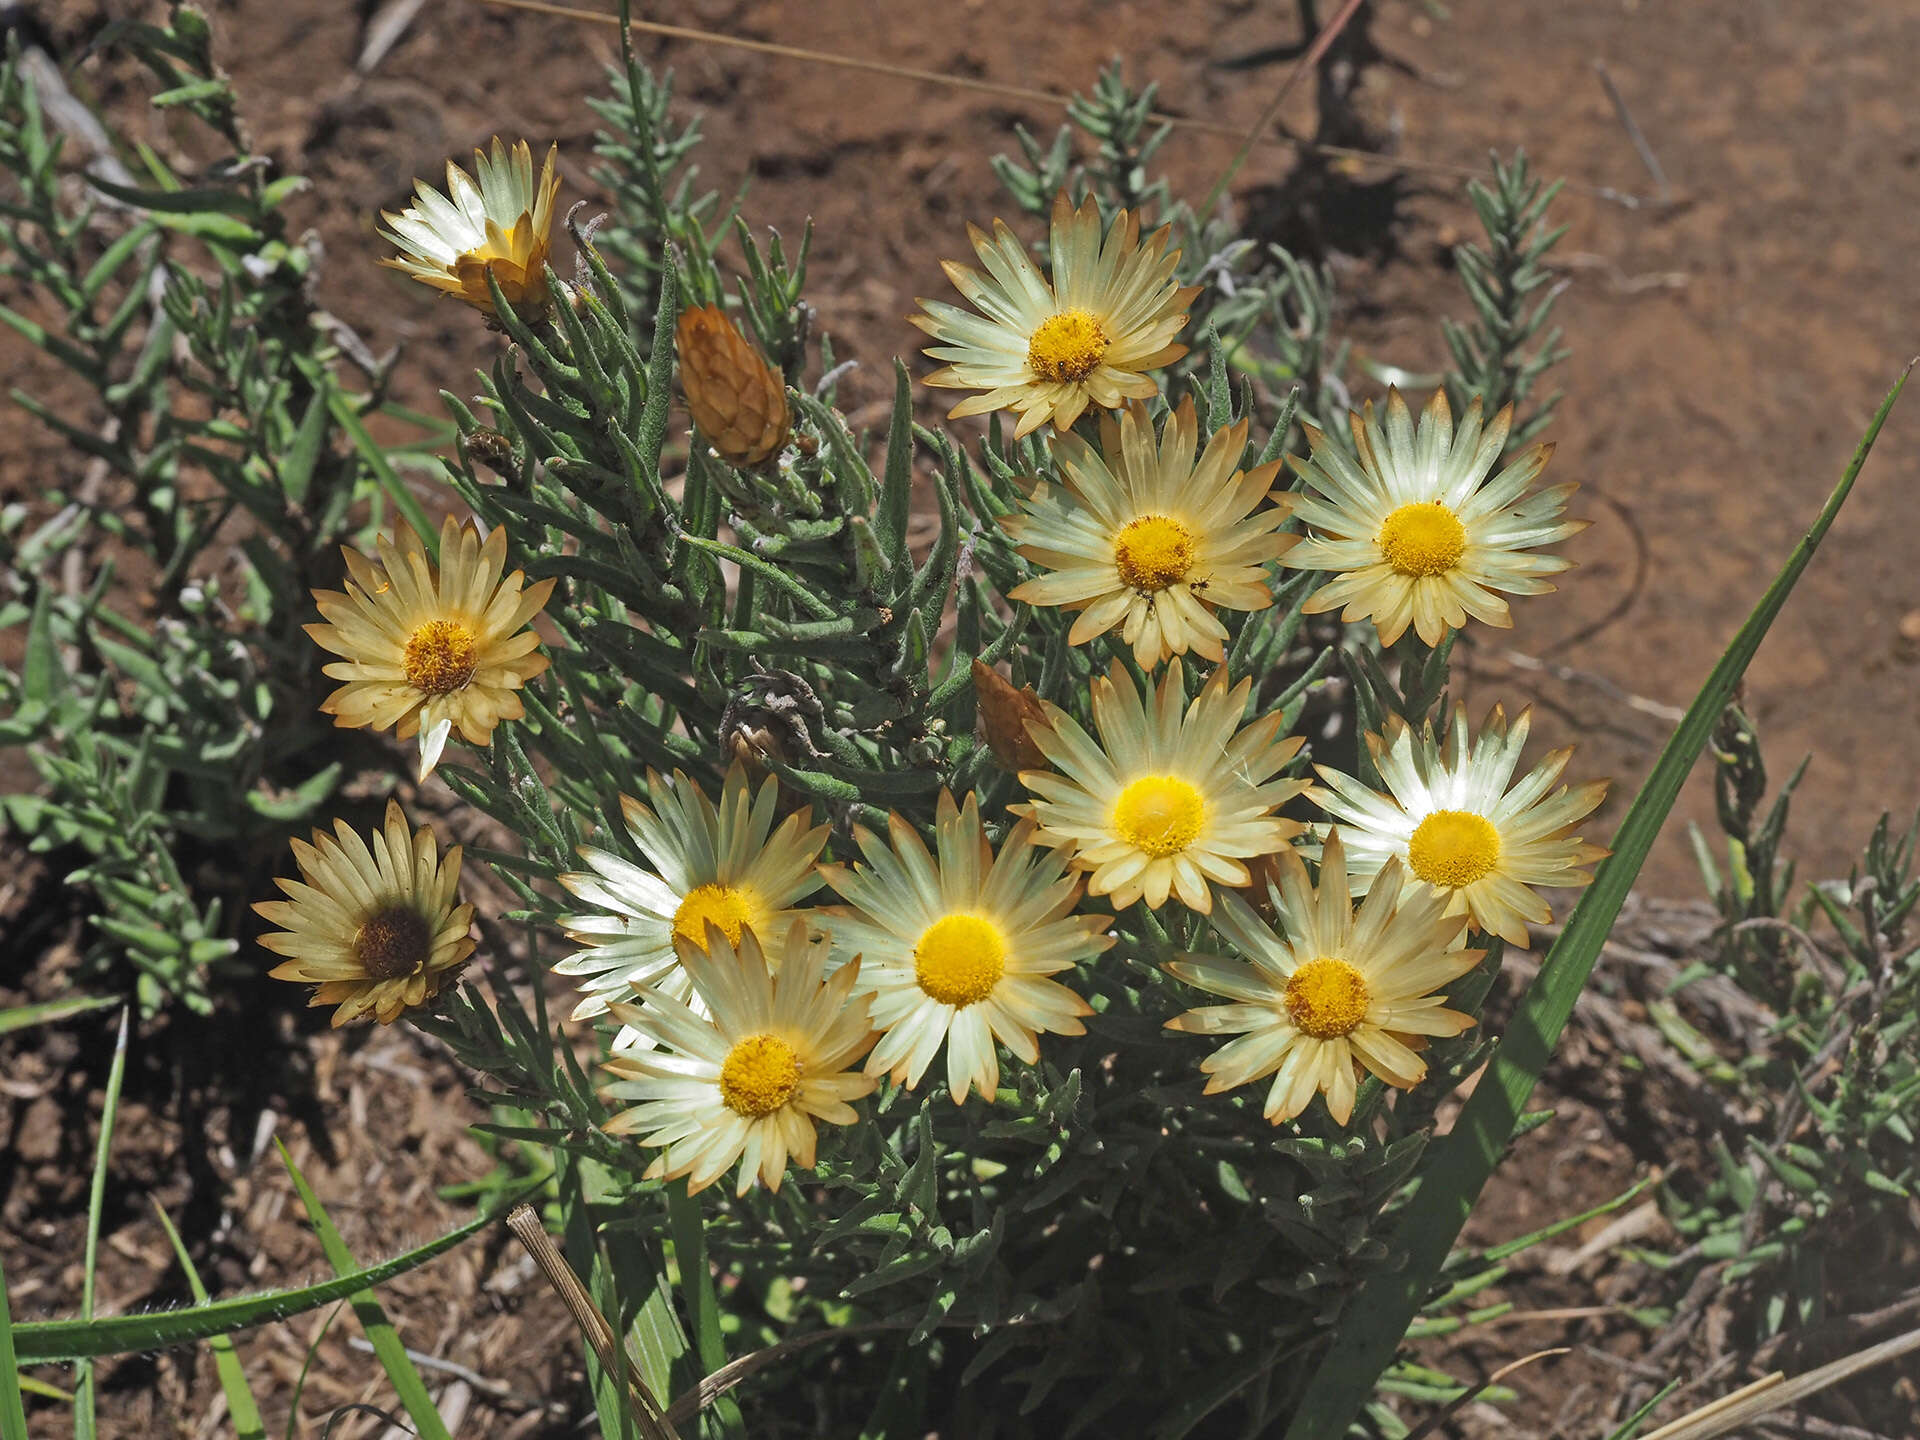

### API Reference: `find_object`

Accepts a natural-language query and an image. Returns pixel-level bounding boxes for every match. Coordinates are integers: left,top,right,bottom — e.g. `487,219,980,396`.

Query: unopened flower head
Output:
307,516,554,780
1281,387,1583,647
912,192,1197,438
602,923,877,1196
1002,398,1295,669
676,304,792,466
818,791,1108,1105
256,800,474,1027
1165,833,1481,1125
379,137,560,313
1309,703,1610,947
554,764,829,1044
1017,659,1306,913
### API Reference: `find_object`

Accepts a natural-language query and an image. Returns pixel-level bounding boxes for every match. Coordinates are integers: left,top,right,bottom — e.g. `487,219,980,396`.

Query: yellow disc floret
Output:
353,904,432,982
1377,502,1467,578
1112,775,1207,858
717,1032,801,1118
1026,308,1110,384
1114,515,1198,593
1283,956,1371,1039
673,883,759,951
1407,809,1503,889
913,913,1007,1007
403,618,480,695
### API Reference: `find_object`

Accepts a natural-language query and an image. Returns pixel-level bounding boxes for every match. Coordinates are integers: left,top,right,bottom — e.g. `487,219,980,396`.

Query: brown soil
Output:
6,0,1920,1436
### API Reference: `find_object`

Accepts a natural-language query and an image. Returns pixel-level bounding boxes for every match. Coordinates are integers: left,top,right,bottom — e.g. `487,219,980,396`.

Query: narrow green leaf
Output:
73,1006,129,1440
325,388,438,559
0,1250,27,1440
152,1205,265,1439
278,1142,453,1440
1282,363,1912,1440
0,993,123,1035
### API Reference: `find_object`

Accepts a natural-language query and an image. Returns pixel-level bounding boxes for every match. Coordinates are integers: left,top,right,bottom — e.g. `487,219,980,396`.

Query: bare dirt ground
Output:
6,0,1920,1436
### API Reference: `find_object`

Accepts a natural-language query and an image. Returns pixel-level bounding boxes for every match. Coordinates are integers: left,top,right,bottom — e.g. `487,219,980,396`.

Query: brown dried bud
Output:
465,428,516,475
973,659,1050,774
675,304,791,466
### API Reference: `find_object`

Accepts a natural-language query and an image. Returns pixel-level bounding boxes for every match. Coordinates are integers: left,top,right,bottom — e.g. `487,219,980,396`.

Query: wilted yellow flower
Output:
911,192,1196,438
676,304,792,466
306,517,555,780
256,800,475,1027
379,137,560,313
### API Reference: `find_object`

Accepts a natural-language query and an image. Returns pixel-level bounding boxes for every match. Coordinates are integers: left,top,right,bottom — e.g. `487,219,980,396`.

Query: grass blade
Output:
278,1141,454,1440
73,1006,129,1440
1282,362,1912,1440
325,383,439,558
0,1249,27,1440
0,993,123,1035
152,1204,266,1439
282,1303,347,1440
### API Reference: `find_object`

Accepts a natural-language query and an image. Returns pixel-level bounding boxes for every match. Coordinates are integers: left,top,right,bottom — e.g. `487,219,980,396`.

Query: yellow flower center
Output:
1407,809,1503,888
1112,775,1206,858
672,883,758,951
403,618,480,695
913,913,1006,1008
1114,515,1197,593
1284,957,1372,1039
717,1033,800,1118
1026,308,1110,384
353,904,432,982
1378,502,1467,578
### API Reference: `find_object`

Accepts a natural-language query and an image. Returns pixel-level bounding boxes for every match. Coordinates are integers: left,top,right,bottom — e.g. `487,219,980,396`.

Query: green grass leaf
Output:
0,1251,28,1440
73,1007,129,1440
152,1204,265,1440
1281,362,1913,1440
278,1142,454,1440
324,382,439,559
0,993,124,1035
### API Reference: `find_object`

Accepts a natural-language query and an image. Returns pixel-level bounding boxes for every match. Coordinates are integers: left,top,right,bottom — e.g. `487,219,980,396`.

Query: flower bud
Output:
972,660,1049,774
675,305,791,467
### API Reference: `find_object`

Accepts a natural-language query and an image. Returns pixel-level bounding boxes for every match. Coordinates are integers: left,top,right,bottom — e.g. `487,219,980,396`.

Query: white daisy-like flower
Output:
1309,703,1610,947
1280,387,1584,646
1001,397,1295,669
1017,659,1306,913
911,191,1198,438
554,764,829,1041
379,137,561,313
601,923,877,1196
1165,832,1481,1125
306,516,555,780
256,800,475,1027
817,791,1110,1105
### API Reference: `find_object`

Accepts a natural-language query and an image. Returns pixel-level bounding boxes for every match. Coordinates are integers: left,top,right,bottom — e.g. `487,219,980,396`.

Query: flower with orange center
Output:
1016,659,1307,913
817,791,1110,1104
306,516,554,780
555,764,829,1047
602,923,877,1196
379,138,561,313
911,192,1198,438
1279,387,1584,647
256,800,475,1027
1165,832,1481,1125
1308,703,1611,946
1001,398,1296,668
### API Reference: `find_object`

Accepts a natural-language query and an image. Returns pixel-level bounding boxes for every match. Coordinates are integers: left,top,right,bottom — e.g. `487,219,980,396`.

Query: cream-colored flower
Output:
1281,387,1583,646
602,923,876,1196
1001,398,1294,668
307,516,554,780
554,764,828,1043
379,137,560,312
256,800,475,1027
817,791,1108,1104
1017,659,1306,913
1165,833,1480,1125
911,192,1197,438
1309,703,1609,947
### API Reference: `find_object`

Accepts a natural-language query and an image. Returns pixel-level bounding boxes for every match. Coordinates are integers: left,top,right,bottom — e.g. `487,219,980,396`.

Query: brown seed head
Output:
972,660,1050,774
675,304,792,466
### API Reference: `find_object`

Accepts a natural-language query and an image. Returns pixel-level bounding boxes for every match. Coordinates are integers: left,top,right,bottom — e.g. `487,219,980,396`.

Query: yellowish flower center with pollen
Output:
1112,775,1207,858
1407,809,1503,888
1114,515,1197,592
354,904,432,982
1284,957,1372,1039
403,618,480,695
1378,502,1467,578
673,883,758,951
717,1033,800,1118
913,913,1006,1007
1026,308,1110,384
